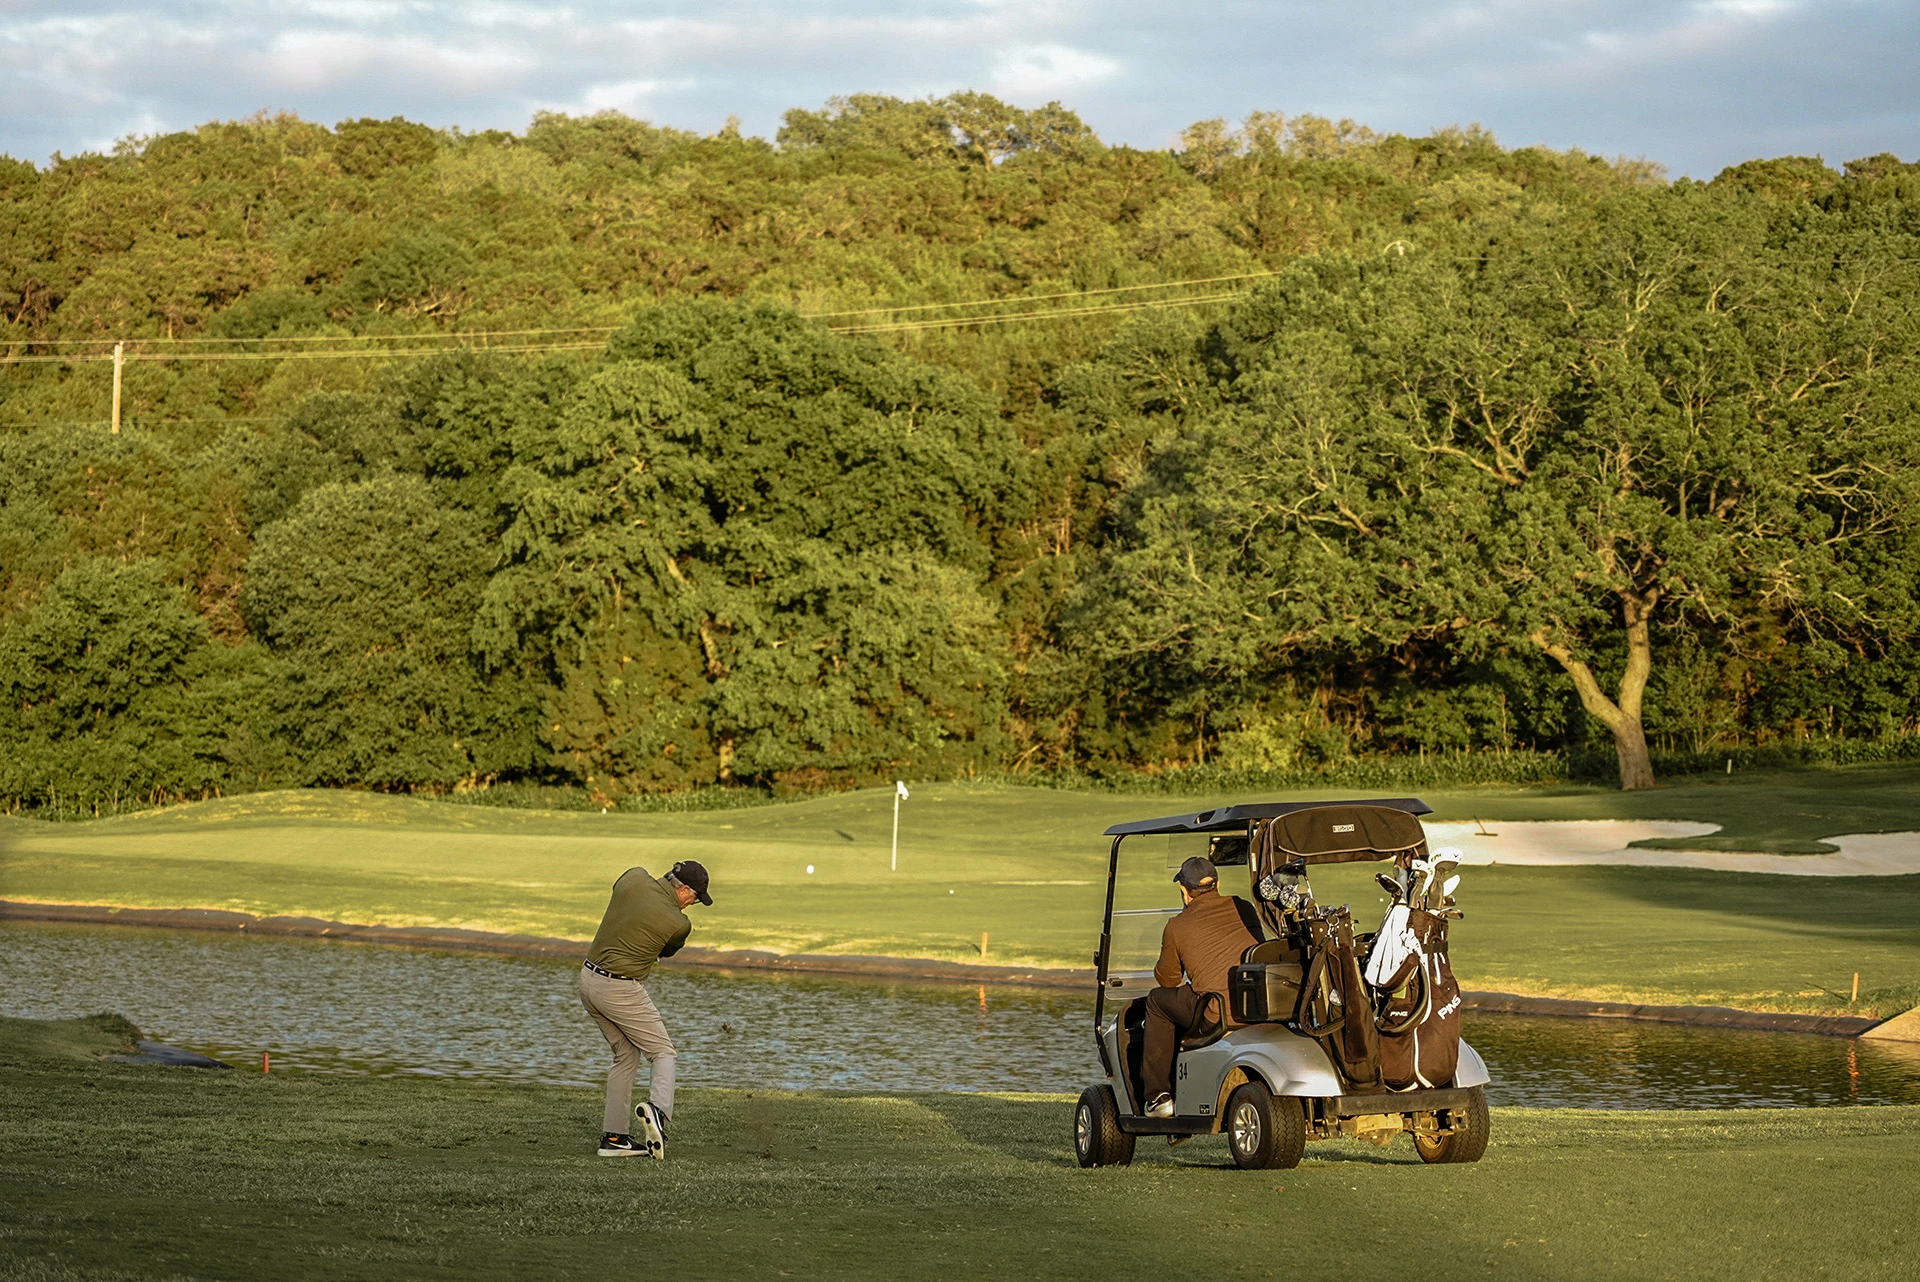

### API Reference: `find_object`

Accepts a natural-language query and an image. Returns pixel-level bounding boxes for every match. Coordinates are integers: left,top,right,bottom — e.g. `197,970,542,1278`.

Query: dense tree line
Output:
2,98,1916,806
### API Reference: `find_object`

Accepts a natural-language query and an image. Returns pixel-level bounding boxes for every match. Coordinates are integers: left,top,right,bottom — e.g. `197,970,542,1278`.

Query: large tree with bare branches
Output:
1076,189,1920,787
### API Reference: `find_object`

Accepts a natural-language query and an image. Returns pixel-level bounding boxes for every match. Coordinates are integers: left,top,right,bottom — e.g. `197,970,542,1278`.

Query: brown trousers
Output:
1143,984,1209,1100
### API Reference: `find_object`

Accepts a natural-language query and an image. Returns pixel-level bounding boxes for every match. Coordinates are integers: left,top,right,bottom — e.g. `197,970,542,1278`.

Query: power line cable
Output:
8,325,626,349
829,290,1248,333
9,249,1918,354
2,289,1252,362
0,416,285,428
1,268,1293,354
0,340,609,366
801,270,1284,319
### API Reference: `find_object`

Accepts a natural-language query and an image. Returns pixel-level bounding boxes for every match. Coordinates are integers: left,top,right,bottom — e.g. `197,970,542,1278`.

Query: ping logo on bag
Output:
1332,824,1356,833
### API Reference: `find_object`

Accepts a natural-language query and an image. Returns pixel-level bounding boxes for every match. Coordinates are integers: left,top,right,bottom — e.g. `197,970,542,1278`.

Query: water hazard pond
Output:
6,920,1918,1109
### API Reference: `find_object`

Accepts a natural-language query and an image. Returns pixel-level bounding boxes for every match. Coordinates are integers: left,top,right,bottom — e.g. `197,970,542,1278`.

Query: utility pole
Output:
111,343,123,433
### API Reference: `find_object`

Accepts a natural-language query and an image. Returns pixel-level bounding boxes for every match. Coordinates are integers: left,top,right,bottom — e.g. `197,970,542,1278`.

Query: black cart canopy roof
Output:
1103,798,1431,837
1254,803,1429,869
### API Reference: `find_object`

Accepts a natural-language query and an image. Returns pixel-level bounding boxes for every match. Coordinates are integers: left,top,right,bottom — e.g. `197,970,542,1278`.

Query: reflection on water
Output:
4,920,1917,1108
0,920,1088,1093
1467,1014,1920,1109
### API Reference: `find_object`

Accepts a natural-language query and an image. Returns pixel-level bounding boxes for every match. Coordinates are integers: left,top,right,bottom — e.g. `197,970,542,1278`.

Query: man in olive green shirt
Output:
580,860,711,1157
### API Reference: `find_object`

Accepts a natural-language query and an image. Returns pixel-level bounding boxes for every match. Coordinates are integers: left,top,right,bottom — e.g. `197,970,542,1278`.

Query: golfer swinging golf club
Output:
580,860,711,1157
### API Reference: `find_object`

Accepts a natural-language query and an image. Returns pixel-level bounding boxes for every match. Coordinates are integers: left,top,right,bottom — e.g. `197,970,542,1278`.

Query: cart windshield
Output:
1105,829,1250,975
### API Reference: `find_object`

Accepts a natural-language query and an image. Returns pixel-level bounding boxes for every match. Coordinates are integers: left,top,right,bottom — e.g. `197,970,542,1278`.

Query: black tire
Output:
1225,1080,1305,1170
1414,1085,1490,1164
1074,1085,1135,1168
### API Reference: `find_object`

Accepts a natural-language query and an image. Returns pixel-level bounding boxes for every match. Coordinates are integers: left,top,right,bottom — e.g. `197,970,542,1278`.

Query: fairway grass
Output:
3,765,1919,1016
1,1014,1916,1282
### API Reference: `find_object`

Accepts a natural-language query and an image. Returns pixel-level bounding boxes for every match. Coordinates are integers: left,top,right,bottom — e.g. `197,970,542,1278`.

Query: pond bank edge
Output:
1,898,1883,1037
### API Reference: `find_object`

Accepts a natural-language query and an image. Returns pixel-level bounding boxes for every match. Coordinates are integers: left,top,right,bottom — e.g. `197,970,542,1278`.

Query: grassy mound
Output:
0,1013,141,1066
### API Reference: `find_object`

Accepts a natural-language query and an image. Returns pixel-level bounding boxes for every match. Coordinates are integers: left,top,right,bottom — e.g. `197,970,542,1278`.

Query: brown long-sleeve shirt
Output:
1155,887,1262,1020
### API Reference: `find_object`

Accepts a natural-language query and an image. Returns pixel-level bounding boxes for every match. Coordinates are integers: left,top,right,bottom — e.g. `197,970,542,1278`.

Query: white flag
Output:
895,780,910,800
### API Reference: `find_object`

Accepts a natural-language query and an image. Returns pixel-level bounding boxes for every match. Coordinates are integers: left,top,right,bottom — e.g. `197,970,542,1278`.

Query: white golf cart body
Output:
1085,799,1488,1158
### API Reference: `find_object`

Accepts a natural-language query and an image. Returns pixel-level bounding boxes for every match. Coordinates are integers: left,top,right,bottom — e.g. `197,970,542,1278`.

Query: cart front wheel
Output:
1226,1081,1305,1170
1074,1085,1135,1168
1414,1085,1490,1164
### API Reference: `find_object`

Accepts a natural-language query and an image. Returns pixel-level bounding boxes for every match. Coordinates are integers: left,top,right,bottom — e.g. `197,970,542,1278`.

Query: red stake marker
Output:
263,1052,270,1073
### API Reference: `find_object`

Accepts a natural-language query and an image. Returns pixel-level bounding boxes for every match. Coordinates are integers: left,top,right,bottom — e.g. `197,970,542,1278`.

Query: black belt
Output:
583,959,637,981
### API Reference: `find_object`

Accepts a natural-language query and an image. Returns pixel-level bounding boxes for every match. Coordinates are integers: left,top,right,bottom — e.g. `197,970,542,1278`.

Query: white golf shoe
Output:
633,1102,668,1159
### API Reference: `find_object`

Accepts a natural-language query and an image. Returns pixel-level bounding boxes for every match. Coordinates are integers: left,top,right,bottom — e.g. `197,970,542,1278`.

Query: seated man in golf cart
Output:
1140,856,1263,1117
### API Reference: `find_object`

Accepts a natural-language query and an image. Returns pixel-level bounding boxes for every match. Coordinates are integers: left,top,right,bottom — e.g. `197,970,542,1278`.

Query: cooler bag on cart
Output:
1228,951,1304,1024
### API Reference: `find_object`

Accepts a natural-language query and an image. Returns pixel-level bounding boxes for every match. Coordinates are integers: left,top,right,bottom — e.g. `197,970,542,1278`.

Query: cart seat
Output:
1243,939,1293,965
1179,991,1227,1051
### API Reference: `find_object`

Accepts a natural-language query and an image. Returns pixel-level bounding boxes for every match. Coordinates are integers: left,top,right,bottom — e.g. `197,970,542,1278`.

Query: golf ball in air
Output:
806,865,814,874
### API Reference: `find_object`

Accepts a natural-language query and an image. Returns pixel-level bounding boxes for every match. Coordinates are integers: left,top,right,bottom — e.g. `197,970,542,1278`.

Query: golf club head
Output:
1375,872,1403,901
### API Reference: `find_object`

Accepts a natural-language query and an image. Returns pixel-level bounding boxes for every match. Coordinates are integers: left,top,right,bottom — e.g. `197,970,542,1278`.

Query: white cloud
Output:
256,30,533,93
1694,0,1797,18
989,43,1119,100
570,78,667,118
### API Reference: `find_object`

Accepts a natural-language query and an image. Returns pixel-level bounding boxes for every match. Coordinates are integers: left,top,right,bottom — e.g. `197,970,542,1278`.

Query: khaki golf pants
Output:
579,966,676,1134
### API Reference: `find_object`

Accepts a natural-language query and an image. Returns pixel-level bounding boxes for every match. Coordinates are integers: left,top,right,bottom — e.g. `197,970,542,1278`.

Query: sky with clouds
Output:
1,1,1914,177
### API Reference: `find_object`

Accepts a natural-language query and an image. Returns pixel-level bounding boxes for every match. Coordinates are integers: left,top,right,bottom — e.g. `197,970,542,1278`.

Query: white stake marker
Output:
892,779,910,872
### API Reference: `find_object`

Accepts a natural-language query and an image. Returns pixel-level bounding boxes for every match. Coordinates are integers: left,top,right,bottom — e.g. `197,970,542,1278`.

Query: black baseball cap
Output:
1173,856,1218,890
669,860,713,906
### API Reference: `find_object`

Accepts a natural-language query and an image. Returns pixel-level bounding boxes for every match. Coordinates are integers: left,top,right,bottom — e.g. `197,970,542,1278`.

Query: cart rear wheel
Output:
1414,1086,1490,1164
1074,1085,1135,1168
1226,1080,1305,1170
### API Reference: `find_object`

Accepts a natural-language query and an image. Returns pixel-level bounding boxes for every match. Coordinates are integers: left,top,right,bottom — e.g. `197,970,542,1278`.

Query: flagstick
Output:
890,780,909,871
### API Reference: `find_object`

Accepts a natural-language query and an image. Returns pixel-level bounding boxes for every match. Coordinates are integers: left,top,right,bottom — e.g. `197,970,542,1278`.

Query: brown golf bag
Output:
1297,907,1384,1092
1372,908,1462,1091
1247,804,1445,1094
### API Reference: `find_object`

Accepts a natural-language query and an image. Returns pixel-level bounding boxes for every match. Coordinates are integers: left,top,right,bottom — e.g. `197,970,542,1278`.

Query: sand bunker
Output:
1422,821,1920,877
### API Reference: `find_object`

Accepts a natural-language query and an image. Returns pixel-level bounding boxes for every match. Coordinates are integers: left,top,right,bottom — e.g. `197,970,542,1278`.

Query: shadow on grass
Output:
911,1092,1437,1172
910,1092,1083,1168
1509,864,1920,934
1151,1142,1427,1170
1627,836,1839,855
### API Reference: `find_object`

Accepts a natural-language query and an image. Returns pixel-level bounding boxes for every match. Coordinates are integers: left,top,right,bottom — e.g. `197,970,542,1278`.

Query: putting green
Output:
2,1015,1917,1282
2,766,1918,1015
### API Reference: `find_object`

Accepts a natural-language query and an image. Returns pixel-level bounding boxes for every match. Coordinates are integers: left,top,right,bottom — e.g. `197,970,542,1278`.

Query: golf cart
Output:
1074,799,1491,1169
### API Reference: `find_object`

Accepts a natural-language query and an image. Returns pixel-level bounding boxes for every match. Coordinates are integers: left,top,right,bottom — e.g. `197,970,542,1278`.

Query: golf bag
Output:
1245,808,1446,1094
1297,907,1384,1093
1370,907,1462,1091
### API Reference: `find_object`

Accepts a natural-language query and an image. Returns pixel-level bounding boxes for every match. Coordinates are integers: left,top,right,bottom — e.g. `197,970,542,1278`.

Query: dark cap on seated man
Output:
1174,856,1218,893
666,860,713,906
